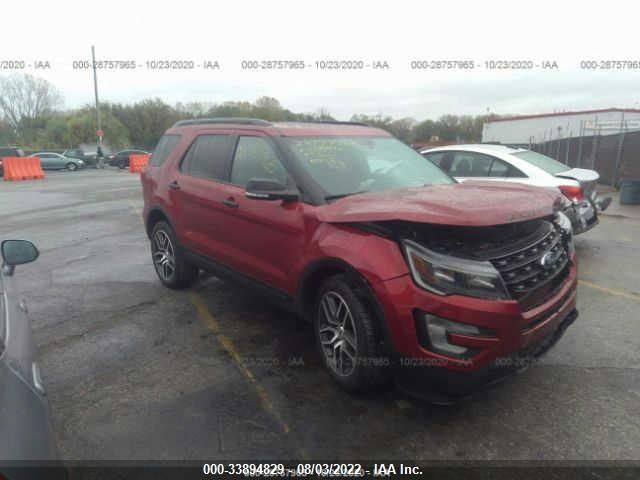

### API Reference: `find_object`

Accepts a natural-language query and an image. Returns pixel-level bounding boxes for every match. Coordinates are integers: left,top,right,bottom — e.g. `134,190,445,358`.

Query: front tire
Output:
314,274,390,392
150,221,199,289
66,162,77,171
118,160,126,169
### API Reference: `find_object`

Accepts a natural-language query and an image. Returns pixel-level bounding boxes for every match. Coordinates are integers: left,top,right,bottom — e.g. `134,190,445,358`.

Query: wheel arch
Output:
296,257,395,356
145,205,175,239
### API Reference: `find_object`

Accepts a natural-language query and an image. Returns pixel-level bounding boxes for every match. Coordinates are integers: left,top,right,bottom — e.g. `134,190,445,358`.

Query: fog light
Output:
416,313,490,359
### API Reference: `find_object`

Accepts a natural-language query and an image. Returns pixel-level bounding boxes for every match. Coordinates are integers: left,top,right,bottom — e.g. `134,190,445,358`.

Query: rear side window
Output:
230,136,288,187
150,135,180,167
488,157,526,178
180,134,234,180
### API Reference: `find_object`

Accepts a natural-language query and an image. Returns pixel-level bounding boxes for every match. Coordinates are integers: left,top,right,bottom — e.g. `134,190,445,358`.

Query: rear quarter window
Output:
512,150,569,175
150,135,181,167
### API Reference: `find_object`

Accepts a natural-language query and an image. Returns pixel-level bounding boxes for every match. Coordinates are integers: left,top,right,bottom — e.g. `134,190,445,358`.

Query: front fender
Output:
301,223,409,288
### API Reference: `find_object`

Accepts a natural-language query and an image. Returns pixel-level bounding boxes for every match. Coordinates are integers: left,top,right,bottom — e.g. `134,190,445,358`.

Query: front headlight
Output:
554,211,575,257
402,240,509,300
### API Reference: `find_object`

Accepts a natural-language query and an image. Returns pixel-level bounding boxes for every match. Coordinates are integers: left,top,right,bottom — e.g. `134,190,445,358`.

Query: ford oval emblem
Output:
540,248,562,269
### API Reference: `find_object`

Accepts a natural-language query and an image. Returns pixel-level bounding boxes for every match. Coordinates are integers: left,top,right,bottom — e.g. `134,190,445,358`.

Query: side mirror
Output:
1,240,39,267
245,178,299,202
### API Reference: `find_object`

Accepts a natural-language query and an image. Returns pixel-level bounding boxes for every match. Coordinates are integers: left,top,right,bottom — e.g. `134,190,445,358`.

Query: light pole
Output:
91,45,104,168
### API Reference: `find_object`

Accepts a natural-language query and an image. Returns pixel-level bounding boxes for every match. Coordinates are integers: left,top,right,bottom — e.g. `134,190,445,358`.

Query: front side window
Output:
451,152,492,177
285,136,453,199
230,136,288,187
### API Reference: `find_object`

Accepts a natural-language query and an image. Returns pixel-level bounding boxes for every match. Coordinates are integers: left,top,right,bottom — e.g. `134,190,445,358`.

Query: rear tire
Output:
150,221,199,289
118,160,126,169
314,274,390,392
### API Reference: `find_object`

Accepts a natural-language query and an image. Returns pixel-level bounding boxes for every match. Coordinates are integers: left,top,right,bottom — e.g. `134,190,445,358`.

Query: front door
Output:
216,135,305,291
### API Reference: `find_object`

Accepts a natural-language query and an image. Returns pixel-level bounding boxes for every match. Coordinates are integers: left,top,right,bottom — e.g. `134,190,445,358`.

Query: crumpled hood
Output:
315,181,561,226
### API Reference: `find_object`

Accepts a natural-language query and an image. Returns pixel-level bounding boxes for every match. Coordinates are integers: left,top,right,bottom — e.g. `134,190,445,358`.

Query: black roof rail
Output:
172,118,272,127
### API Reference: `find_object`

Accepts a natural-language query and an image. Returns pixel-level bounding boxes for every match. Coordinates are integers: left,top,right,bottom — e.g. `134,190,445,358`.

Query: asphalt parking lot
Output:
1,169,639,461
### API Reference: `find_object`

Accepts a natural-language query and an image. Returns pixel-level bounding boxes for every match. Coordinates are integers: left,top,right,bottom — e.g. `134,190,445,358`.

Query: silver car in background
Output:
421,144,612,234
1,240,57,460
32,152,85,171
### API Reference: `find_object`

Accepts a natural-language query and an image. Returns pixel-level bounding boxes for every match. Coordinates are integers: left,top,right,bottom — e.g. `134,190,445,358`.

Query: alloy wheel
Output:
152,230,176,281
317,291,358,377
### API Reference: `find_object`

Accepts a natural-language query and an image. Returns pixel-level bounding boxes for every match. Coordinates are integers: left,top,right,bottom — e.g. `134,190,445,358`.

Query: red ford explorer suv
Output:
141,118,578,402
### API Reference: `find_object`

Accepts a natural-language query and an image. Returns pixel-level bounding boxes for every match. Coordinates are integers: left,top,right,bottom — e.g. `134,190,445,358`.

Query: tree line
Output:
0,74,499,151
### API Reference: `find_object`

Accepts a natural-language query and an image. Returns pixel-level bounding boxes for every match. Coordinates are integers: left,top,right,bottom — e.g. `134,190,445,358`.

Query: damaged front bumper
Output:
395,308,578,405
373,257,578,404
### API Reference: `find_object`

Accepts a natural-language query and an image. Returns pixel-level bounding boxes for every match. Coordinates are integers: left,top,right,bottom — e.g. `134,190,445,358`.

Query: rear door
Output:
171,132,237,262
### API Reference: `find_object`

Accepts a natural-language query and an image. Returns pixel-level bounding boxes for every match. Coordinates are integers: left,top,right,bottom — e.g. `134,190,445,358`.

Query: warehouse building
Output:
482,108,640,146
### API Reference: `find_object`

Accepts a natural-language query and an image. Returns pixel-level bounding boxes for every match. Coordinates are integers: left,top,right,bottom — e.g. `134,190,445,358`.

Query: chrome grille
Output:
490,225,570,309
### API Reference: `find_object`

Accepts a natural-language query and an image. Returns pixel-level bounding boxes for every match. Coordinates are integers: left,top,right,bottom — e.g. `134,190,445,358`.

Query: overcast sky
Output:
3,0,639,120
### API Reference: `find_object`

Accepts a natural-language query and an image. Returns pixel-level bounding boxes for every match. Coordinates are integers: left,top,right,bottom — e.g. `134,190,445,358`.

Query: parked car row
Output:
141,118,581,403
0,146,151,175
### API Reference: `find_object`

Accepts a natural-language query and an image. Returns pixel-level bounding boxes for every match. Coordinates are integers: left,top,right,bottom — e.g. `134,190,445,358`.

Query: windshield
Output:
285,136,453,198
513,150,570,175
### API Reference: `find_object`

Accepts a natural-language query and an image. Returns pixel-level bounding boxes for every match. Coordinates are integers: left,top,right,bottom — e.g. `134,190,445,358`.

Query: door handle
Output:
168,181,180,190
222,197,239,208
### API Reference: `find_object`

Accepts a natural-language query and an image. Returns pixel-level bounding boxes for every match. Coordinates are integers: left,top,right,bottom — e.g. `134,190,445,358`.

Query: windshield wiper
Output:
324,190,368,202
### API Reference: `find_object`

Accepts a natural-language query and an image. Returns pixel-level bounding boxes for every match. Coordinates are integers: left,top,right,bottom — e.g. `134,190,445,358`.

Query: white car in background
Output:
421,144,611,234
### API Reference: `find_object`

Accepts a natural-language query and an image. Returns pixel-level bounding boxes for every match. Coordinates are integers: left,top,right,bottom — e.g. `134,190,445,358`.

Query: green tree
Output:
64,109,129,149
0,74,63,145
412,119,437,142
0,117,16,145
106,98,180,149
389,117,416,143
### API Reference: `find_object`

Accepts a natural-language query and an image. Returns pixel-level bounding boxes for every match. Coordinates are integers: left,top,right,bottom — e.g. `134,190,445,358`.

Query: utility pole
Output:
91,45,104,167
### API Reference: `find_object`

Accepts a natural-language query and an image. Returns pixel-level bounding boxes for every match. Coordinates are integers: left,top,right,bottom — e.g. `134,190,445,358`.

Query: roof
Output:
421,144,526,154
271,122,390,137
487,108,640,123
169,118,390,137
